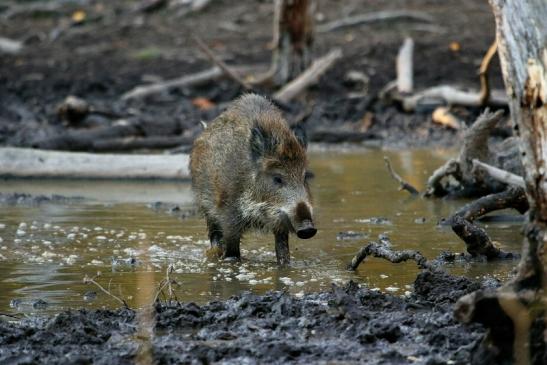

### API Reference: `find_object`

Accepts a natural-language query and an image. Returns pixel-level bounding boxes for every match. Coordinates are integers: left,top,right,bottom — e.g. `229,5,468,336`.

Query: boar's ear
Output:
250,125,267,161
291,123,308,149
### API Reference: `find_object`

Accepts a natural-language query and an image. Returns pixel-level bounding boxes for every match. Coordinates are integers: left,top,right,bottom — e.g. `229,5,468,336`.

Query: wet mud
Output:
0,0,509,150
0,270,492,365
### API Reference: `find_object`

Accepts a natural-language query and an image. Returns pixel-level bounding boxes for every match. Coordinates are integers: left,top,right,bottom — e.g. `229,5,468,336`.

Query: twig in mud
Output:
273,48,342,103
384,156,420,195
317,10,434,33
153,265,179,305
348,242,431,271
479,41,498,106
193,35,252,90
83,273,129,309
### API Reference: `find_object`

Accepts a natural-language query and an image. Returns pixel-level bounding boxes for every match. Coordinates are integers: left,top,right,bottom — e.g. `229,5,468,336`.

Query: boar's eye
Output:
304,171,315,181
272,174,285,186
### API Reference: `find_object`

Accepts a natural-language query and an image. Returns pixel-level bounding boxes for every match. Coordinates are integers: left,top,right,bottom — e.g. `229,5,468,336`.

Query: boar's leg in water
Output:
206,218,223,247
275,230,290,265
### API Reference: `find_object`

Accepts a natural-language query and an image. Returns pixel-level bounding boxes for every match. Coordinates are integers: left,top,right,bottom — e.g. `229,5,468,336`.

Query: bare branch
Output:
83,274,129,309
479,41,498,105
472,159,525,188
383,156,420,195
273,48,342,103
193,35,252,90
318,10,433,33
348,242,431,271
402,85,507,111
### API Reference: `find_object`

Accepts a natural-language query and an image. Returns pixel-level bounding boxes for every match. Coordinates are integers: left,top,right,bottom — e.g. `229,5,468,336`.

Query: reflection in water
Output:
0,149,523,314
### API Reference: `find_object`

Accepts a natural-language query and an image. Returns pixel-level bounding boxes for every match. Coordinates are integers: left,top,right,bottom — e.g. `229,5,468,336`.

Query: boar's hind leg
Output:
206,218,223,248
220,230,241,259
275,231,290,266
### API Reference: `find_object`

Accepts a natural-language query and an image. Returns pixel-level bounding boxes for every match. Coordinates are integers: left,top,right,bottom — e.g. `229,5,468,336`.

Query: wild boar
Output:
190,94,316,265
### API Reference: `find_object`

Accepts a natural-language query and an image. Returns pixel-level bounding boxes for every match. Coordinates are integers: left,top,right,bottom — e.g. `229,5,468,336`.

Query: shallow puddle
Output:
0,149,523,314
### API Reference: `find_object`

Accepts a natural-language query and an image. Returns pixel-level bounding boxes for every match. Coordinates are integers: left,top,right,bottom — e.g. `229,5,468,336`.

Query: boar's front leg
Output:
206,218,223,248
275,230,290,266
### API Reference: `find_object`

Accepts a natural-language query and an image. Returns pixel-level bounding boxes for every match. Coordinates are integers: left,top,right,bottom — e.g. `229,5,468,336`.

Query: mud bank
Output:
0,270,495,365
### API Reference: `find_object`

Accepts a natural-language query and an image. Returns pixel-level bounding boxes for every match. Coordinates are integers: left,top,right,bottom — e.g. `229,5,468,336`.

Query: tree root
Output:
449,187,527,259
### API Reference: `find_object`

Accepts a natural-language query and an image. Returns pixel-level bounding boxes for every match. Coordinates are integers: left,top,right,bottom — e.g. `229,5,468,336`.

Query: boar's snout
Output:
294,202,316,239
296,219,317,239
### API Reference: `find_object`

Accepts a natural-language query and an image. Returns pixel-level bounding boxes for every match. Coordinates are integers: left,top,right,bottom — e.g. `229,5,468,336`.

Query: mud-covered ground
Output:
0,0,509,149
0,269,497,365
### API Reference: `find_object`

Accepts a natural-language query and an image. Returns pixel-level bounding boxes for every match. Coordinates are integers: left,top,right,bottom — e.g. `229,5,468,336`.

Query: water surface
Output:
0,149,523,314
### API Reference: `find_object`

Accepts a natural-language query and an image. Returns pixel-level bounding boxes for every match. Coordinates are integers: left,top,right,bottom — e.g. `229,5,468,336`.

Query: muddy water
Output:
0,150,523,314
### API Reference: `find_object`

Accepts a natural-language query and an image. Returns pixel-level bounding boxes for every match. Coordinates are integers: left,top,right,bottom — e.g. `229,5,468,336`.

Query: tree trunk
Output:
454,1,546,364
271,0,314,86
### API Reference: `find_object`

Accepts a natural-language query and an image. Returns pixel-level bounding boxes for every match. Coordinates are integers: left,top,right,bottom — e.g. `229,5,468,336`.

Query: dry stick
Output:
478,41,498,106
192,35,252,90
348,242,431,271
273,48,343,103
317,10,434,33
472,159,525,188
401,85,507,111
152,264,177,304
84,274,129,308
396,37,414,94
383,156,420,195
121,67,223,100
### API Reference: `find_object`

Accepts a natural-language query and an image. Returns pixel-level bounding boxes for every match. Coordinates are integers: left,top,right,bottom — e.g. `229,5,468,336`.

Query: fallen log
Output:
0,148,190,180
30,117,182,151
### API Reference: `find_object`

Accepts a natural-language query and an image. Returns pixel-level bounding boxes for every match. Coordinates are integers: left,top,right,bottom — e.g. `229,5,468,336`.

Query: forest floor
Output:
1,0,510,150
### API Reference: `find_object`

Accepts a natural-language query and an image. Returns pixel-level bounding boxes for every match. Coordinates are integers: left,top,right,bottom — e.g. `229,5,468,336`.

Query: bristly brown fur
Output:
189,94,315,261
